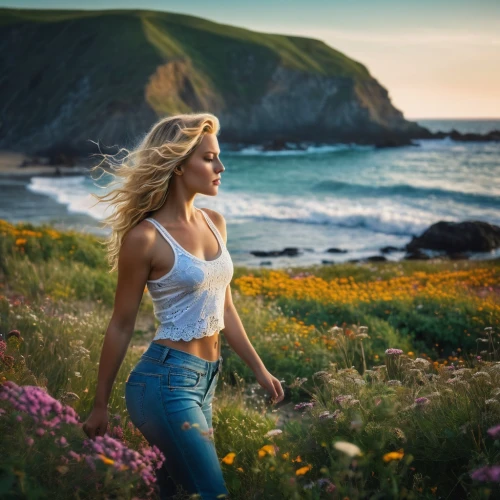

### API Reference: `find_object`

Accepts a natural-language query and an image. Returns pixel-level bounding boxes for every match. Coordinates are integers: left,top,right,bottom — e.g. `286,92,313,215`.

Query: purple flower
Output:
470,465,500,483
317,478,336,492
82,435,165,493
385,348,404,356
0,382,80,428
487,424,500,440
294,402,314,411
415,397,430,406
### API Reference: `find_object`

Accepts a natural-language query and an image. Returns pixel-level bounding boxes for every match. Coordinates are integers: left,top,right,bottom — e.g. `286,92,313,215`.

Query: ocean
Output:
5,118,500,268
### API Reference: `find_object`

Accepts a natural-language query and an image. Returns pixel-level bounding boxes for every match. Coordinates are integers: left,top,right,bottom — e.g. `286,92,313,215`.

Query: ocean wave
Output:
312,180,500,206
225,143,374,156
26,176,109,220
198,192,438,237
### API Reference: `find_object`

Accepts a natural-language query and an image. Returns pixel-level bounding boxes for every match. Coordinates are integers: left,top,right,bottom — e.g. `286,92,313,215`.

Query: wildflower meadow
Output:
1,218,499,499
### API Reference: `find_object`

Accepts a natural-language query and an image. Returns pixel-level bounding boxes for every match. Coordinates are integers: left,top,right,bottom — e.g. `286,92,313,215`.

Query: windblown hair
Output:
89,112,220,273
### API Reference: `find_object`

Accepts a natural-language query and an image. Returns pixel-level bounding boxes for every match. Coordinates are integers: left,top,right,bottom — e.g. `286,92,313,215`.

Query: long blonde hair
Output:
89,112,220,273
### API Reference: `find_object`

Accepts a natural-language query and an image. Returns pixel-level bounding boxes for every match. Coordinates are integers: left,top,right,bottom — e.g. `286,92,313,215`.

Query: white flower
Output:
413,358,431,369
264,429,283,438
334,441,363,457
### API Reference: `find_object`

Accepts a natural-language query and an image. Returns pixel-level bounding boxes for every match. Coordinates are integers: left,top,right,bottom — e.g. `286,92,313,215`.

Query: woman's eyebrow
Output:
204,150,220,155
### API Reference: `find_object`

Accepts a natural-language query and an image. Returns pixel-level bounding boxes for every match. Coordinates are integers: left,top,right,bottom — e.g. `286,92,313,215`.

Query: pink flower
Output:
385,348,404,356
470,465,500,483
487,424,500,440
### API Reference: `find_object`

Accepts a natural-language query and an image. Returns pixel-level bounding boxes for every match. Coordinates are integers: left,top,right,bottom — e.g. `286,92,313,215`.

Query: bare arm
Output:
202,208,284,403
92,225,153,411
222,283,266,375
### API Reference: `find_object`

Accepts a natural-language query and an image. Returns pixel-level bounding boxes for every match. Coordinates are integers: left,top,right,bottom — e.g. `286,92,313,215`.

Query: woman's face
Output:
179,133,225,196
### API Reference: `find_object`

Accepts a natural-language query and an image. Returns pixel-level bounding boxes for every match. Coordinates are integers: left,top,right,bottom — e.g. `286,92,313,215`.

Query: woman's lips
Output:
213,179,221,185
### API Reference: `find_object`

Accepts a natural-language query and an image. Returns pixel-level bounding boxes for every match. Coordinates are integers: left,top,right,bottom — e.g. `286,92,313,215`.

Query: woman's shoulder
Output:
199,207,227,243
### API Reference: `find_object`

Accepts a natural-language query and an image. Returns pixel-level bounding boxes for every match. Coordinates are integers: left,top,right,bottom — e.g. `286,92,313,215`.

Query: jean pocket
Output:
125,374,147,428
167,367,202,390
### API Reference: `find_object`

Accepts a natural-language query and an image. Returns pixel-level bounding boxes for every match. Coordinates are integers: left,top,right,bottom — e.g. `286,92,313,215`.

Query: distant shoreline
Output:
0,151,93,178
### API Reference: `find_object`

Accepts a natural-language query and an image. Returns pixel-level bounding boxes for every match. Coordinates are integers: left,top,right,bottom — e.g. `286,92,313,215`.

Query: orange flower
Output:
382,449,404,462
258,445,276,458
295,464,312,475
222,452,236,465
97,454,114,465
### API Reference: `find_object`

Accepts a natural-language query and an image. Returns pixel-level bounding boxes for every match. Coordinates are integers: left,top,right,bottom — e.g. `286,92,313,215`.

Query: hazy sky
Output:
2,0,499,119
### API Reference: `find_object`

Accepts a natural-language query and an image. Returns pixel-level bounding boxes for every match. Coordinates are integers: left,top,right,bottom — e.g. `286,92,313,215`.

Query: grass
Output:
1,218,499,498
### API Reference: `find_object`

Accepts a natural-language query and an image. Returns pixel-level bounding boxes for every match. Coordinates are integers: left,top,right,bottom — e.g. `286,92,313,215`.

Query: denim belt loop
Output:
158,346,170,364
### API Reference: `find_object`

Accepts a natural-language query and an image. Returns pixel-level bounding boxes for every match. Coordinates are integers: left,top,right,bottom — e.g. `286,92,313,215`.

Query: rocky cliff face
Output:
0,8,429,156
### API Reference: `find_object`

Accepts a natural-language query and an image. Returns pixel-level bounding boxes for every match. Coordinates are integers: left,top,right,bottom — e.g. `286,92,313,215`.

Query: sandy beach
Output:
0,150,105,236
0,150,91,178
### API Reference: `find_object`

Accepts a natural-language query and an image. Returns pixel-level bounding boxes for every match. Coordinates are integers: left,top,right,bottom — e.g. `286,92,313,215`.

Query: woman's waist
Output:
152,331,221,362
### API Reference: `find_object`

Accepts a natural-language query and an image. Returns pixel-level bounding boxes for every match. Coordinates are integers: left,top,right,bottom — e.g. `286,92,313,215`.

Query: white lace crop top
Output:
144,208,234,342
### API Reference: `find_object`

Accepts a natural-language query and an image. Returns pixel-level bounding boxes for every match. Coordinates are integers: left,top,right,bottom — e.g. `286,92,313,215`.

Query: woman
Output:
82,113,285,499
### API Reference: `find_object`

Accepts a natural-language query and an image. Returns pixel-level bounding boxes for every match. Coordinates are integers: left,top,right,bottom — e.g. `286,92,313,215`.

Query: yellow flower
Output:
382,449,404,462
97,454,114,465
258,445,276,458
291,455,302,462
295,464,312,475
236,467,244,472
15,238,27,246
281,452,289,460
222,452,236,465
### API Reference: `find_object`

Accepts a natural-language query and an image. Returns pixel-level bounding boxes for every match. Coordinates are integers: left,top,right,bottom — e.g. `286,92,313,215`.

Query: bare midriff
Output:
152,330,221,362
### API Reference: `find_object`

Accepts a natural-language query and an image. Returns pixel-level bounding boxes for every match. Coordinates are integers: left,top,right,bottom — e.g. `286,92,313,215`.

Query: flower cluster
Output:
487,424,500,439
294,402,315,411
0,380,80,428
385,348,404,356
470,465,500,483
77,434,165,488
303,478,336,492
414,397,430,406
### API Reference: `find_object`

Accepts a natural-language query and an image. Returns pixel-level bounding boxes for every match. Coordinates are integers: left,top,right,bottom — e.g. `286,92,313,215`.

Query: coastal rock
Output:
380,246,403,254
404,250,430,260
326,247,348,253
426,129,500,142
406,220,500,253
251,247,301,257
365,255,387,262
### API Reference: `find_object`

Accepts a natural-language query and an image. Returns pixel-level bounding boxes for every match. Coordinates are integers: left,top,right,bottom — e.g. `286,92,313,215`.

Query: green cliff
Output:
0,7,428,154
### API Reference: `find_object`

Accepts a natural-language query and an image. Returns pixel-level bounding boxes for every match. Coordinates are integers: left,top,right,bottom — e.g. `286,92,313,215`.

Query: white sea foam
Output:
26,176,114,220
226,143,373,156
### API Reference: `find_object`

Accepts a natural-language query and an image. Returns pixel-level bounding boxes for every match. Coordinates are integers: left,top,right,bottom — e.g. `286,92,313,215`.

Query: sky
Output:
2,0,499,119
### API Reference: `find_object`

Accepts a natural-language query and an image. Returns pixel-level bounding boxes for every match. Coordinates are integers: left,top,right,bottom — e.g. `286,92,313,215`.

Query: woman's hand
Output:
255,367,285,404
82,406,109,439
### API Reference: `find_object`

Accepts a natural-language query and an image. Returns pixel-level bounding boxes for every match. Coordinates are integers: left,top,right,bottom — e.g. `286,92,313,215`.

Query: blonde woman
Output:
82,113,285,499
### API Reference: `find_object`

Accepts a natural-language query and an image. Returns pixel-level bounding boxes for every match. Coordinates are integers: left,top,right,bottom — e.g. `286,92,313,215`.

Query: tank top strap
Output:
144,218,182,254
196,208,226,248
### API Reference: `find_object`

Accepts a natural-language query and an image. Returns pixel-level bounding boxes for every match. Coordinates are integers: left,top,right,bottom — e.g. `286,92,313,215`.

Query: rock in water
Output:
405,221,500,253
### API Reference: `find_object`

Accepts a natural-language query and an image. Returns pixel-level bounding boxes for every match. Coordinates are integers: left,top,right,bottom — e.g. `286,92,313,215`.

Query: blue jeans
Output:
125,342,229,500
